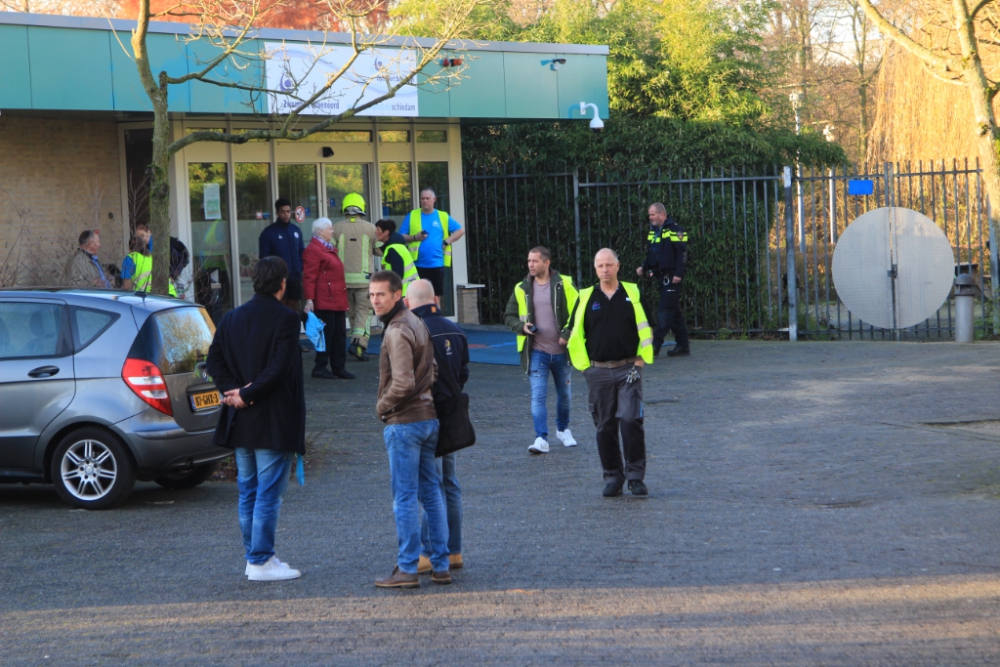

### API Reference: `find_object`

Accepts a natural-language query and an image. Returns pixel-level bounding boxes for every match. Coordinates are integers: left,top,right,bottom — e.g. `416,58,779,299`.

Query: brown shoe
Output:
417,555,432,574
430,570,452,585
449,554,463,570
375,566,419,589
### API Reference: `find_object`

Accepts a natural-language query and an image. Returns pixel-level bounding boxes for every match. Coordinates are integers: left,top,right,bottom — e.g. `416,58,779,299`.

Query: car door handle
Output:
28,365,60,378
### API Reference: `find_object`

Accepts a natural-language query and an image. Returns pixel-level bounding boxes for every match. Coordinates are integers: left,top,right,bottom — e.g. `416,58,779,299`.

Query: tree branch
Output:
857,0,961,76
971,0,994,20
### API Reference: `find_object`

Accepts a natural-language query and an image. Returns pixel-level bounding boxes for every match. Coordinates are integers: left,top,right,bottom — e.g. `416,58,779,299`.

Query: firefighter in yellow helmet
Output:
330,193,379,360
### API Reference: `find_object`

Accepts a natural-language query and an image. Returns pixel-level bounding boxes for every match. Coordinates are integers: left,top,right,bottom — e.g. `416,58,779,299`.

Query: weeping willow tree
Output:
866,4,1000,165
862,0,1000,173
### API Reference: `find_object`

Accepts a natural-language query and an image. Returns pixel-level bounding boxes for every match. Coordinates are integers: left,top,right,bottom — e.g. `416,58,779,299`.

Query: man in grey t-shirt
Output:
503,247,580,454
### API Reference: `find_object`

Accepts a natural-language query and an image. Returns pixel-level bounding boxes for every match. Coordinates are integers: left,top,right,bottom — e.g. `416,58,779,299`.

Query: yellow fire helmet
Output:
342,192,366,217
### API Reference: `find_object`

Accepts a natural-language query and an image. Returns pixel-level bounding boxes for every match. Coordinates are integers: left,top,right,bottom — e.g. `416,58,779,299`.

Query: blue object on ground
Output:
366,327,520,366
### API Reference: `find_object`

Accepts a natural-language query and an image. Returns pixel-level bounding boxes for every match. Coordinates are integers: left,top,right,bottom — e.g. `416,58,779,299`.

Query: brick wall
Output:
0,117,124,286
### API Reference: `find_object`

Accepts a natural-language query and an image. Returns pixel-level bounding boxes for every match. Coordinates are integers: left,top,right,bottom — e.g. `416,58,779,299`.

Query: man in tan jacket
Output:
331,193,378,361
369,269,451,589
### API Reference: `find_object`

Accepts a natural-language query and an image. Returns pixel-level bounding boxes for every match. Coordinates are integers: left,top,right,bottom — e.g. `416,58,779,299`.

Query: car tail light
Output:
122,358,173,416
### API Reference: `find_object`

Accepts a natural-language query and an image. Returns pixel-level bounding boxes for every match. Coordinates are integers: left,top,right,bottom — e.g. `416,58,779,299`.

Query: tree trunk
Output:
858,80,869,163
954,0,1000,332
149,79,172,296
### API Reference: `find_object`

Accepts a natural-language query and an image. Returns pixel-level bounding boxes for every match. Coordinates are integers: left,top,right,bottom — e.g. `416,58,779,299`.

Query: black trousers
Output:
417,266,445,296
313,310,347,373
652,276,689,351
584,364,645,484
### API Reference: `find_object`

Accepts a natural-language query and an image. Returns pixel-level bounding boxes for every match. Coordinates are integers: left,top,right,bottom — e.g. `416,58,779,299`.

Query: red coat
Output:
302,237,349,311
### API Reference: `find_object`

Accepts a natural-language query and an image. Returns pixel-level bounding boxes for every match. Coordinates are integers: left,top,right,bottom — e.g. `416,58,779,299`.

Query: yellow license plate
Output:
190,390,221,411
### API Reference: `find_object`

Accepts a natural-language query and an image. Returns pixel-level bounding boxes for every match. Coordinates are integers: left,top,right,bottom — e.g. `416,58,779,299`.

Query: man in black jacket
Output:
407,279,469,575
207,257,305,582
637,202,690,357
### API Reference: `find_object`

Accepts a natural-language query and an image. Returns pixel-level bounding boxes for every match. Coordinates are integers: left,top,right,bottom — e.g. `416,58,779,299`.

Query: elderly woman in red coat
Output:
302,218,354,379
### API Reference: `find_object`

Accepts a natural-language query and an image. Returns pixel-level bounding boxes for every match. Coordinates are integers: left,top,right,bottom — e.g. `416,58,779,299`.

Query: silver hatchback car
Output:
0,289,230,509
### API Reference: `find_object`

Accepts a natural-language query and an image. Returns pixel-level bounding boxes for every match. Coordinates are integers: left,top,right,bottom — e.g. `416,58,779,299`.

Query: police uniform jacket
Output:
643,217,688,278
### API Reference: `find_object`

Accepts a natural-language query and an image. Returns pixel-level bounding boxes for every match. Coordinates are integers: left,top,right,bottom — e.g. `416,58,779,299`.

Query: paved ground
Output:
2,340,1000,665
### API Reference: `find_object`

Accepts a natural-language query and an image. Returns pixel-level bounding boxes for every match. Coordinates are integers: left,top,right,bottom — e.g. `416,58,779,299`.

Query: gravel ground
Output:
2,340,1000,666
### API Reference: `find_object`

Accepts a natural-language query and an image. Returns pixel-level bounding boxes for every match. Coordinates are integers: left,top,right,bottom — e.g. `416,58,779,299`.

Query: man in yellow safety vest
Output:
503,246,579,455
400,187,464,303
122,223,176,296
567,248,654,498
331,193,379,361
374,219,418,296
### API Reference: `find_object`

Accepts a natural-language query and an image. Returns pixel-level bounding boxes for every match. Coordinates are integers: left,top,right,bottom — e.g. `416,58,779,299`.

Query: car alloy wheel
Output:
51,427,136,509
61,439,118,501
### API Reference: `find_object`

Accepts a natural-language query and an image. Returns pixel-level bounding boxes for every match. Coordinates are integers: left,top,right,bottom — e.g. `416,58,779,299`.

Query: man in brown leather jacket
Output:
369,270,451,589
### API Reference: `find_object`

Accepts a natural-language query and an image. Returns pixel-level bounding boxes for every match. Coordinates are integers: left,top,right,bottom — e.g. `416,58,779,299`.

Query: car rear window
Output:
128,306,216,374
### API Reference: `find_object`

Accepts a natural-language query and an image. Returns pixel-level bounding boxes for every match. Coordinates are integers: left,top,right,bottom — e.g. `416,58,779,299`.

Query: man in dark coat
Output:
258,197,305,311
207,256,305,582
407,279,469,574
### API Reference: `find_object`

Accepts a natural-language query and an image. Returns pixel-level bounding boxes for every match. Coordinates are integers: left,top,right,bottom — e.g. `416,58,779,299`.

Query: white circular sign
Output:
294,206,306,223
832,207,954,329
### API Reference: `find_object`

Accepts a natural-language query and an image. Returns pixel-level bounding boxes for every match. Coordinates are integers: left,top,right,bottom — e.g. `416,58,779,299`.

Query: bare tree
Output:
859,0,1000,237
124,0,484,294
815,0,883,161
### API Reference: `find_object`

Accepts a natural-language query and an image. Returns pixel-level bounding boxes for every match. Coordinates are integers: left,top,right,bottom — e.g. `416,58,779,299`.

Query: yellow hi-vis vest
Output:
127,252,177,297
406,209,452,267
381,243,419,296
127,251,152,291
567,282,653,371
513,275,579,353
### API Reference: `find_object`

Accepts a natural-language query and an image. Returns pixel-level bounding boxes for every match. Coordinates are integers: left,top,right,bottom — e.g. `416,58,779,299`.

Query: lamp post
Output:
824,124,837,243
790,92,805,256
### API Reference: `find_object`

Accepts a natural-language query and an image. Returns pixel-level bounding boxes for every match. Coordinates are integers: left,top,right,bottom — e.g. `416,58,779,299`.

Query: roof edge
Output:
0,11,609,55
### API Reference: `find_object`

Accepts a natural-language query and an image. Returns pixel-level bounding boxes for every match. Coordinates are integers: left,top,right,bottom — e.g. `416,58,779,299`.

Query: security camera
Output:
580,102,604,133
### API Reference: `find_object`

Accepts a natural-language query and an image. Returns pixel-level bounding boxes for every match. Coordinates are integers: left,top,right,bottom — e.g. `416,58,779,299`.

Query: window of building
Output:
378,130,410,143
278,130,372,143
380,162,412,218
416,130,447,143
325,164,371,219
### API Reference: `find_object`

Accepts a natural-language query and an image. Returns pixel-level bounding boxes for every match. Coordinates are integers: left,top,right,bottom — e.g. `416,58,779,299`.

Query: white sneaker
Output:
246,556,301,581
556,429,578,447
528,437,549,454
245,556,293,576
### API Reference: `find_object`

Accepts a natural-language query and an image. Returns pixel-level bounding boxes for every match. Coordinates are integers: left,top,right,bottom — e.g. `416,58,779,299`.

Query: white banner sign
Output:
264,43,419,117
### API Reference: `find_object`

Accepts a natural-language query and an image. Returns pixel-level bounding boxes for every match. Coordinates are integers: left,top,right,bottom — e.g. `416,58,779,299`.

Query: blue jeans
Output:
235,448,294,565
529,350,572,439
384,420,449,574
421,452,462,556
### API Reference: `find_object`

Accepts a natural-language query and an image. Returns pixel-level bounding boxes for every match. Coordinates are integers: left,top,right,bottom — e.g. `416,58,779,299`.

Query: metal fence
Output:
462,160,998,339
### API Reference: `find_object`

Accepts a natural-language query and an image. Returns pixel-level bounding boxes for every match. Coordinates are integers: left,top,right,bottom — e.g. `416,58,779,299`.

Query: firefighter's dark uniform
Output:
643,217,690,355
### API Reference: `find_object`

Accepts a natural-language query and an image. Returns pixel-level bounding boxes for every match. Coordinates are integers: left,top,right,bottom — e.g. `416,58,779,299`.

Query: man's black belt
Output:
590,357,638,369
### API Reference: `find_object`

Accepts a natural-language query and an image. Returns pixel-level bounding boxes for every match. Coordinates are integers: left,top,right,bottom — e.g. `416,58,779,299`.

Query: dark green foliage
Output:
464,164,786,333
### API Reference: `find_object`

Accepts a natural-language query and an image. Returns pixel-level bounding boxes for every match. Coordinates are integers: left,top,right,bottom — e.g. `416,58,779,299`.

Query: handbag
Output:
434,354,476,457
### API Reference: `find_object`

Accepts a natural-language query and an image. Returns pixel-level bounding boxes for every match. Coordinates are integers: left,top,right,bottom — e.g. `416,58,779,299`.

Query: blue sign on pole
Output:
848,179,875,196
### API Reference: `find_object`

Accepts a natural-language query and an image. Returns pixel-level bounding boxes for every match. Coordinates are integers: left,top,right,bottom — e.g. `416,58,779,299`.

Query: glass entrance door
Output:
277,164,319,229
325,164,372,221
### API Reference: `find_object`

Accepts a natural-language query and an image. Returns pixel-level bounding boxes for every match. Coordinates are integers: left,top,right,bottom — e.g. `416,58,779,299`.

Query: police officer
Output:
331,193,378,361
568,248,654,497
636,202,690,357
